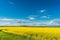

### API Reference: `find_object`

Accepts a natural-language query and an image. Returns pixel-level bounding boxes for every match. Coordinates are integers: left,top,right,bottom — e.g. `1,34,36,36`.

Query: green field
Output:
0,31,24,40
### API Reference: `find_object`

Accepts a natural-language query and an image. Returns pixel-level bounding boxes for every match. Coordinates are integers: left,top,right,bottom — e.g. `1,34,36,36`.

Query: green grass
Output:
0,31,25,40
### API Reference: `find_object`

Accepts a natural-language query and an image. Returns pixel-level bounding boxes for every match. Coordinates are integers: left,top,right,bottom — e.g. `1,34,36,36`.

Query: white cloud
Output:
28,19,60,26
0,18,59,26
48,19,60,25
0,18,14,21
28,16,35,20
40,9,46,13
0,18,29,26
40,16,50,18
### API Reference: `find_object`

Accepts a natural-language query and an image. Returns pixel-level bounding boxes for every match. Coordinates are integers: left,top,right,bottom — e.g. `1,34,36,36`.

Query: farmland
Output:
0,26,60,40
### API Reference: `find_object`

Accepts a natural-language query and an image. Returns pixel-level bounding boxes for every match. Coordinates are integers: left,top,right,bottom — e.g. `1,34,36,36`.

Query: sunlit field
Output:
0,26,60,40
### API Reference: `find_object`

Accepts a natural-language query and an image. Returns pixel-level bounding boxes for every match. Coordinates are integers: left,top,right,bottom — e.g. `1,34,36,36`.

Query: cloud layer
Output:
0,18,60,26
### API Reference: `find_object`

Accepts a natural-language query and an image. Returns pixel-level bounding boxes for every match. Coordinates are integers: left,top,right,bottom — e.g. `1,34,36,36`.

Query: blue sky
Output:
0,0,60,26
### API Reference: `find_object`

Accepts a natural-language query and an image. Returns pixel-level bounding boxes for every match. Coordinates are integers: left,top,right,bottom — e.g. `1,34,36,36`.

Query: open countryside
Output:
0,26,60,40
